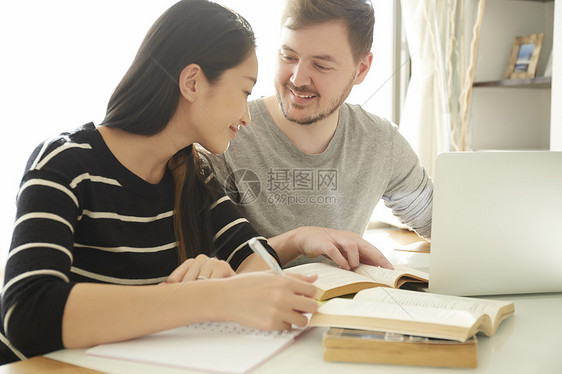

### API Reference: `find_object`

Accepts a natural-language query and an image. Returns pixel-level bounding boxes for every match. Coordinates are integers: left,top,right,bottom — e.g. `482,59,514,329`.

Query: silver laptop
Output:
429,151,562,296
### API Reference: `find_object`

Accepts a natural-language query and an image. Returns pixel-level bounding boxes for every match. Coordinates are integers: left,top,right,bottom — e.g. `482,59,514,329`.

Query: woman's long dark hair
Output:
102,0,256,263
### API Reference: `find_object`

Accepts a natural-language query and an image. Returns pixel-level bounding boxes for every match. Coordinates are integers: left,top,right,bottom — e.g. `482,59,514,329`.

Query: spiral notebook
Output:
86,322,305,374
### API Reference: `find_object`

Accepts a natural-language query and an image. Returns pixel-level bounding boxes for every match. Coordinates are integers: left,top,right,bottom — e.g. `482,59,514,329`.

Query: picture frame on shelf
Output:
505,33,544,79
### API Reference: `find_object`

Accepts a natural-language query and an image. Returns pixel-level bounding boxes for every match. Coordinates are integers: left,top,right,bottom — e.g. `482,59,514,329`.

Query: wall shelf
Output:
473,76,551,89
470,0,555,151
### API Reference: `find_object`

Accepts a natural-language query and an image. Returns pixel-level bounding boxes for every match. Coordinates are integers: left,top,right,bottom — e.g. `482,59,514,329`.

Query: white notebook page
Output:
87,322,304,374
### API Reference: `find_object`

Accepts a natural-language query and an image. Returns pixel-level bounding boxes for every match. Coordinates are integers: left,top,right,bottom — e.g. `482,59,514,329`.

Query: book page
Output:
316,298,477,328
353,288,512,324
285,262,374,291
354,265,428,287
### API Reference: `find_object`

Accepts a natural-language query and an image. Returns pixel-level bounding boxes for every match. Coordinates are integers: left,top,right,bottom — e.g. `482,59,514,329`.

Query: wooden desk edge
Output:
0,356,104,373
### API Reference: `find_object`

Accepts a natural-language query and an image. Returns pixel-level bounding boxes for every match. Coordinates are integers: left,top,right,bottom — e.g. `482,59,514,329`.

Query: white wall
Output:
552,0,562,150
470,0,554,150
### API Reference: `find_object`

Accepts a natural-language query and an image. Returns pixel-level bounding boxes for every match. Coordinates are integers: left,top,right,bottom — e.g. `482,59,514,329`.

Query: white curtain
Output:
399,0,486,177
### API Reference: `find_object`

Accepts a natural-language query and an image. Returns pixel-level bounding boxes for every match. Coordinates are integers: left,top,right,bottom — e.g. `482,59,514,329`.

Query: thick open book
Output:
284,262,428,301
323,327,478,368
309,287,514,342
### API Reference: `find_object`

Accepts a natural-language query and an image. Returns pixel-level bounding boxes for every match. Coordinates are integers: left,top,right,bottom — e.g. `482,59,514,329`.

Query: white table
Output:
3,229,561,373
40,292,562,373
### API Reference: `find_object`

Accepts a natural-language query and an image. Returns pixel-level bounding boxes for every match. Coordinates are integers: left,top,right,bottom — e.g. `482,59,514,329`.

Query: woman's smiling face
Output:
192,50,258,154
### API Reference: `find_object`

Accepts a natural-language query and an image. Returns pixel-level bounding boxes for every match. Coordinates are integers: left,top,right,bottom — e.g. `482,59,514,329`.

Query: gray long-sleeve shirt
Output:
213,99,433,265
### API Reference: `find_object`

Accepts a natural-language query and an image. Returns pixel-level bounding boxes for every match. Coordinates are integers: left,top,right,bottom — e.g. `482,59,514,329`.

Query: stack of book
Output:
309,287,514,369
323,328,478,368
285,262,514,369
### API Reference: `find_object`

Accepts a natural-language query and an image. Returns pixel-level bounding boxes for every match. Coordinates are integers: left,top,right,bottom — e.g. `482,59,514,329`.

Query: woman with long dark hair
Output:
0,0,318,363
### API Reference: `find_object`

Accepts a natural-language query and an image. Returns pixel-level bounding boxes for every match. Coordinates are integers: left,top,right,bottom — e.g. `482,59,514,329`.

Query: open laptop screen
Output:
429,151,562,296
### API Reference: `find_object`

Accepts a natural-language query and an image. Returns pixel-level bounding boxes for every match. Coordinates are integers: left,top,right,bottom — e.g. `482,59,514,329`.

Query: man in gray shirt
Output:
213,0,432,267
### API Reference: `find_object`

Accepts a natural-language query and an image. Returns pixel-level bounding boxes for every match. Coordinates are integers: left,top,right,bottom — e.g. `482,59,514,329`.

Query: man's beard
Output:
276,74,355,125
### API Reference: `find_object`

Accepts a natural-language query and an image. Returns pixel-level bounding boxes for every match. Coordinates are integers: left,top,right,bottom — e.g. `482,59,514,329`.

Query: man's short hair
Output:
281,0,375,63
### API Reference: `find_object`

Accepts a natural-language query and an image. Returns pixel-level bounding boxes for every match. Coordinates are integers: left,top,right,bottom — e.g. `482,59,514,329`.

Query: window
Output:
0,0,395,264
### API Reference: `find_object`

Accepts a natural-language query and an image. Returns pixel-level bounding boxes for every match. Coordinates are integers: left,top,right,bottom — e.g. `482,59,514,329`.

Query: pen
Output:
248,238,284,274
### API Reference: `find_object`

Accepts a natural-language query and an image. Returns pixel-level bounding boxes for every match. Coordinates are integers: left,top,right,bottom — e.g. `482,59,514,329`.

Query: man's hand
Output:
270,226,394,270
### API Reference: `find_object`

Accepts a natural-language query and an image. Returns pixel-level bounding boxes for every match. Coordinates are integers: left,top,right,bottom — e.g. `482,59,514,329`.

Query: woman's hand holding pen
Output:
162,253,318,331
218,272,318,331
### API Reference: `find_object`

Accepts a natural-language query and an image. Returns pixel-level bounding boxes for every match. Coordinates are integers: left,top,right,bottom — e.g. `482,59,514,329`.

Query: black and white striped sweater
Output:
0,123,274,362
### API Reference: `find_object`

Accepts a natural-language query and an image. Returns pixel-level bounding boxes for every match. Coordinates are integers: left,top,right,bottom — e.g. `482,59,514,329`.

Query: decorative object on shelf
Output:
505,33,544,79
454,0,487,152
544,49,553,77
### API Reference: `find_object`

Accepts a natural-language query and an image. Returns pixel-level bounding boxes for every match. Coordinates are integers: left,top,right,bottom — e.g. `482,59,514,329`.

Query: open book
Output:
309,287,514,342
323,328,478,368
284,262,428,301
